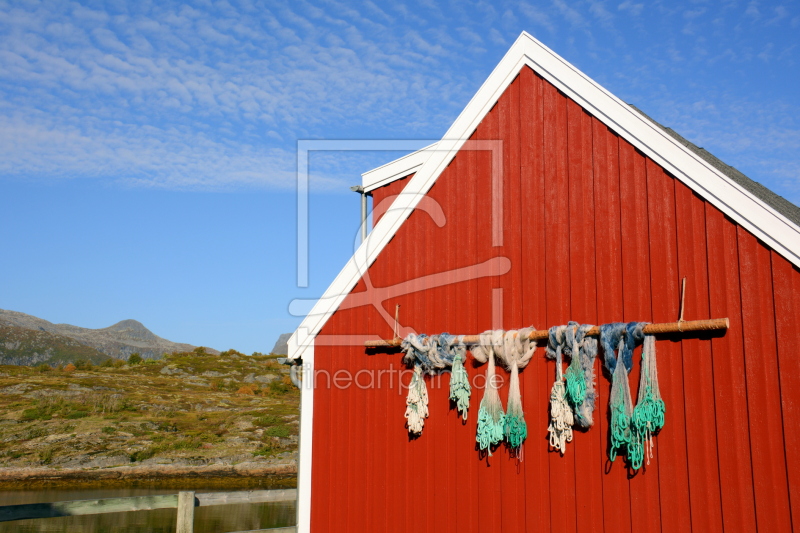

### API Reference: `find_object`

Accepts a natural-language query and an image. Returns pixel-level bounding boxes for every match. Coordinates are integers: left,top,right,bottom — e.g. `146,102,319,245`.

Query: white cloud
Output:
745,0,760,19
0,1,487,190
618,1,644,16
552,0,587,27
588,0,615,26
517,3,556,33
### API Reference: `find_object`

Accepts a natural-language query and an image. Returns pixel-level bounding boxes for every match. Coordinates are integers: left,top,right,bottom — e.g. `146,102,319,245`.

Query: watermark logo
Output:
289,139,508,389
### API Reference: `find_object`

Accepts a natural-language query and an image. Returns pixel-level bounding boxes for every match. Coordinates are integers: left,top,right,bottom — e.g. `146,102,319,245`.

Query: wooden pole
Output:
364,317,729,348
176,491,195,533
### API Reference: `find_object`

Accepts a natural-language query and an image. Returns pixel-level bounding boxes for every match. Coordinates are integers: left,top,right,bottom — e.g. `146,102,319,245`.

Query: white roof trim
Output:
288,31,800,360
361,143,438,192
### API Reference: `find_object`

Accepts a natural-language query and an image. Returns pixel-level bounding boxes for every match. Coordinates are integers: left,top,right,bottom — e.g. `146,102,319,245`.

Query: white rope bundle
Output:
547,326,574,454
404,365,429,435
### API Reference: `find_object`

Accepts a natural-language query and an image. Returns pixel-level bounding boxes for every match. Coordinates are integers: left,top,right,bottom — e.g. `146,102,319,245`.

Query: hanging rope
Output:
494,328,536,451
404,365,429,435
400,333,462,435
568,323,599,428
546,326,573,454
630,334,665,470
471,330,506,455
600,322,647,463
445,335,471,421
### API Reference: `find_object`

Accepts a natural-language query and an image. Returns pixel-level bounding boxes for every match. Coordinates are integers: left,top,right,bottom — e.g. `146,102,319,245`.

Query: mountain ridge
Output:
0,309,218,365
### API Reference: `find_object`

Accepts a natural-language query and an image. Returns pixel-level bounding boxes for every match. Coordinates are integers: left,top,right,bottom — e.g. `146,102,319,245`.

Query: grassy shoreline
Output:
0,350,300,476
0,473,297,491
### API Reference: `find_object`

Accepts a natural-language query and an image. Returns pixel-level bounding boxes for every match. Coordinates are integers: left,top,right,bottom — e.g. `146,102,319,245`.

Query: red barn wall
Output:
310,66,800,532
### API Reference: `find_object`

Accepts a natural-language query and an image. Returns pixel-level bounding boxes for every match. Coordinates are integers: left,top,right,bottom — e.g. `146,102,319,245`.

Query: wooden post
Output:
176,491,195,533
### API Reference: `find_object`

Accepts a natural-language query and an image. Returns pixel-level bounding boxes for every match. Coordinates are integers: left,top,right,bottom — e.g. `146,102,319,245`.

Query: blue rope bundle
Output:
401,333,469,434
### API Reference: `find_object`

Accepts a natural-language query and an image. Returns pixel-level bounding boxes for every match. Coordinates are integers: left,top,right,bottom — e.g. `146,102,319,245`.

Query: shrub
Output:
253,442,278,457
113,359,125,368
101,426,116,434
130,448,156,462
63,363,76,372
101,358,114,367
253,415,281,427
75,359,92,370
39,447,54,465
36,363,51,373
21,408,51,421
66,410,89,419
127,353,143,365
237,385,255,395
193,347,208,356
266,426,290,438
268,379,290,395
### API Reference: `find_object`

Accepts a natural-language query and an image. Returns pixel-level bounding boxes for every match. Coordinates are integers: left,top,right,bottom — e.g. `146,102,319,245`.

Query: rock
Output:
202,371,225,378
0,384,29,395
243,373,255,383
84,454,130,468
270,333,292,356
255,374,278,384
44,433,72,443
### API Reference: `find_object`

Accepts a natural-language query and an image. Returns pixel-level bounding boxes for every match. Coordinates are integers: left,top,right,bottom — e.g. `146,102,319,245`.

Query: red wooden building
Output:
288,32,800,532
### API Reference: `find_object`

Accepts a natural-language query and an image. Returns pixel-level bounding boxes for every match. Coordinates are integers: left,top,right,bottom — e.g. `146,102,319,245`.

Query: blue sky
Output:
0,0,797,353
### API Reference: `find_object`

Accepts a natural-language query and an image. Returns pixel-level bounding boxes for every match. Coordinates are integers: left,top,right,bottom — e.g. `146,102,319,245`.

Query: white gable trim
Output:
361,143,438,192
288,30,800,362
295,343,314,533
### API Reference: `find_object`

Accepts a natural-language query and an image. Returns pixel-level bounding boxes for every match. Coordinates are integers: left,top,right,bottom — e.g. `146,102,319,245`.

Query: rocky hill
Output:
0,324,110,367
0,309,217,364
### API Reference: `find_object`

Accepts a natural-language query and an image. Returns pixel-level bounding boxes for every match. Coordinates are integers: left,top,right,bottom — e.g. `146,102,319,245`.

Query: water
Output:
0,485,296,532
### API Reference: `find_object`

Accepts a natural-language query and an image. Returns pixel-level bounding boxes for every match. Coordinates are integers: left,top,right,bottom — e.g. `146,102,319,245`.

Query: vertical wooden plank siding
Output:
738,230,793,531
463,131,481,533
618,140,662,533
645,160,692,532
674,183,724,531
371,176,412,227
772,253,800,526
705,206,758,532
497,75,526,532
474,80,503,533
592,119,632,533
566,100,604,533
543,80,577,533
519,67,552,533
308,66,800,532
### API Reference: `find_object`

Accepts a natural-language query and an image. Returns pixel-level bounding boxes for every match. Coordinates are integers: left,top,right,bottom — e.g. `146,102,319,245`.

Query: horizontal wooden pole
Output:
196,489,297,507
0,494,178,523
0,489,298,523
364,317,730,348
234,526,297,533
